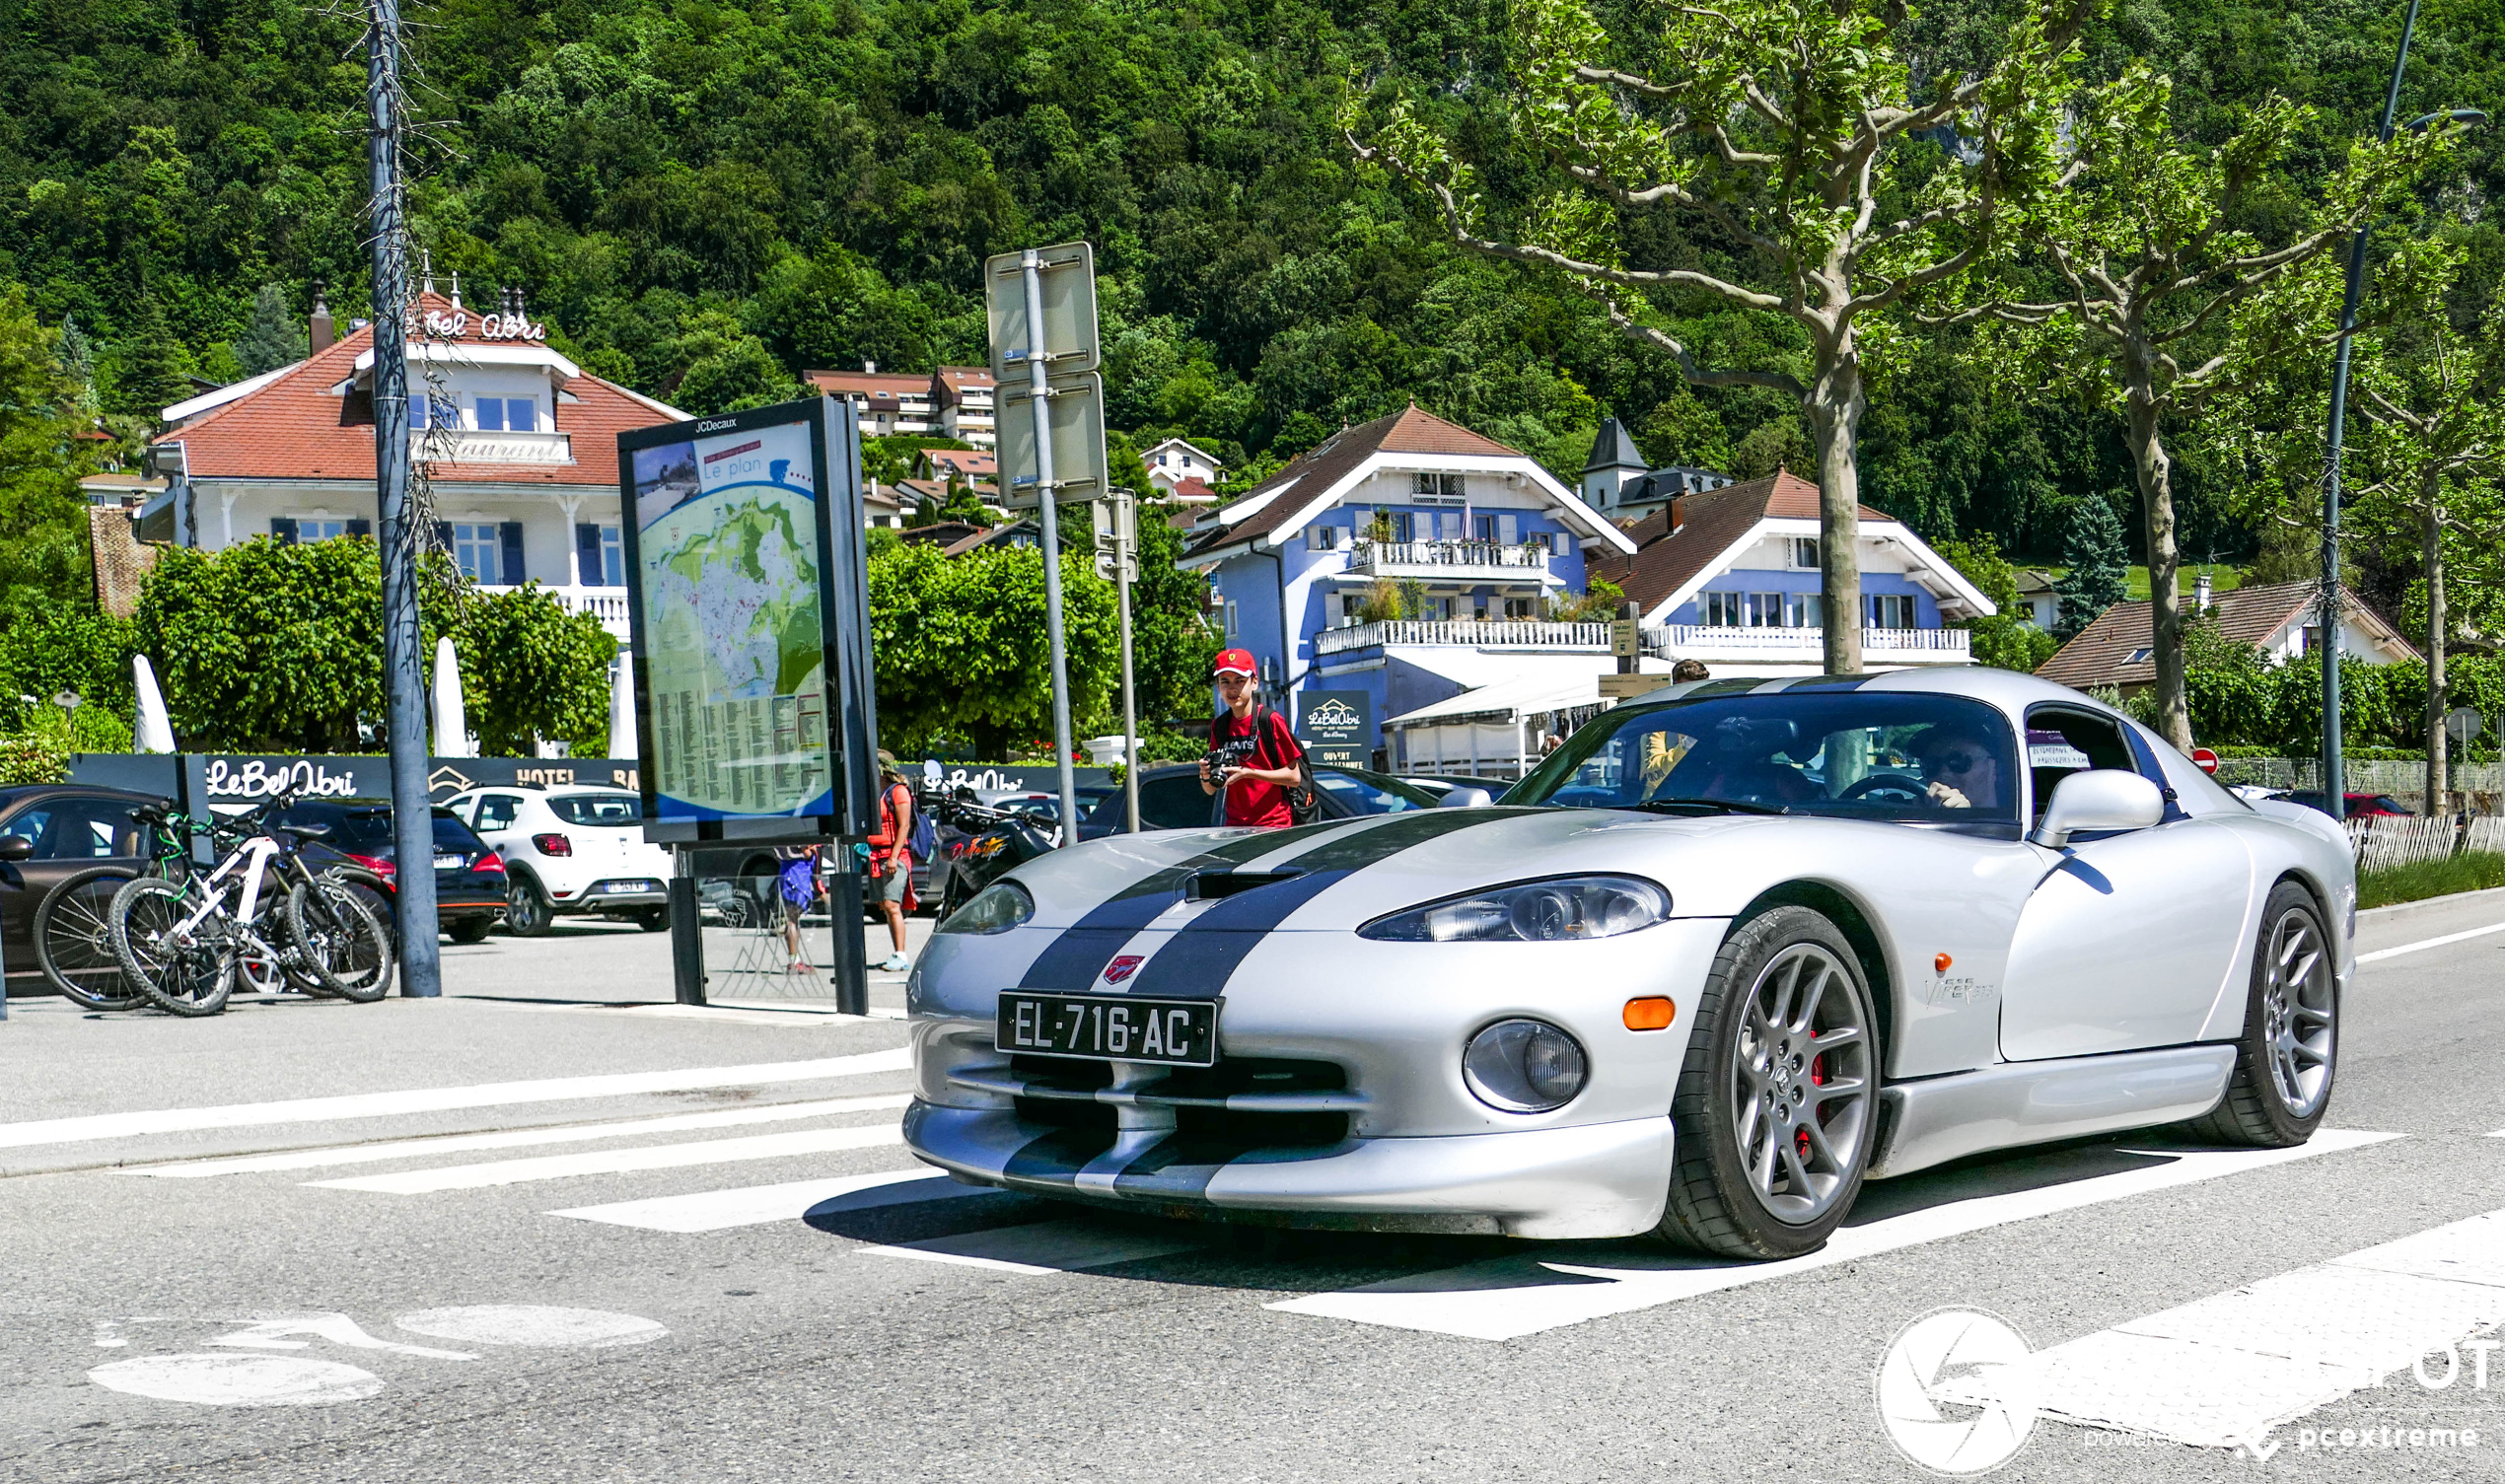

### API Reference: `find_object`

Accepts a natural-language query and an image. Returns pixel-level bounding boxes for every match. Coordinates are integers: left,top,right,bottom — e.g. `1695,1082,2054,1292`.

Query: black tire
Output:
635,905,669,932
1656,906,1881,1260
503,874,553,936
2189,881,2336,1147
108,877,236,1018
36,867,142,1011
448,915,493,945
286,878,394,1002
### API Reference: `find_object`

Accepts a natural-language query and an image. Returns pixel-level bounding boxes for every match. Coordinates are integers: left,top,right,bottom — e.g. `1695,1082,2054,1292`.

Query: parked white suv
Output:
444,784,674,936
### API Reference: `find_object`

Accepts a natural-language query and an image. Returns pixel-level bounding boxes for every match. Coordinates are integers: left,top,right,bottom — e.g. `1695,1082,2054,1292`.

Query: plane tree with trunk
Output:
1933,65,2446,750
1346,0,2096,673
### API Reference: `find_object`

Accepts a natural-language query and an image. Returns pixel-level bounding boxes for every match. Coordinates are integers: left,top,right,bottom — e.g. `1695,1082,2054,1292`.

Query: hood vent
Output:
1183,868,1307,901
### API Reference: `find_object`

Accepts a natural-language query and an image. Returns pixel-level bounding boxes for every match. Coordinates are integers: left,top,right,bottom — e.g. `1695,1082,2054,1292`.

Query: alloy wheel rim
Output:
1731,942,1871,1225
2262,908,2335,1118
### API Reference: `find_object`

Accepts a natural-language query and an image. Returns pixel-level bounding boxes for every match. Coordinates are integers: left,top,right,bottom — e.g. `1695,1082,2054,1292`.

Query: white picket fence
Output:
2346,814,2505,872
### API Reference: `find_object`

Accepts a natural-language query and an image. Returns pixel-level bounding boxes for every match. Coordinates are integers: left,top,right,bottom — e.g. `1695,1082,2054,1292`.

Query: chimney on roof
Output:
1669,495,1684,534
863,359,877,375
449,270,462,309
420,249,436,296
512,286,527,322
2194,571,2213,612
309,282,334,355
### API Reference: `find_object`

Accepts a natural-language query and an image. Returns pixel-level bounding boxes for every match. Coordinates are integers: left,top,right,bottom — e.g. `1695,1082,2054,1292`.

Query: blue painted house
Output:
1179,412,1992,774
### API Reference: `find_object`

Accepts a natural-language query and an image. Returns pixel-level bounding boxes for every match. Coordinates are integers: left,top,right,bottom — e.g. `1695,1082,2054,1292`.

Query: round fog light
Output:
1462,1018,1589,1112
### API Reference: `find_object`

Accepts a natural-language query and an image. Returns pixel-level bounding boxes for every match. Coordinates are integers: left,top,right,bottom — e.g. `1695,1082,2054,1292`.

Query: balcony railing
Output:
477,585,632,635
1344,538,1552,578
1314,619,1970,659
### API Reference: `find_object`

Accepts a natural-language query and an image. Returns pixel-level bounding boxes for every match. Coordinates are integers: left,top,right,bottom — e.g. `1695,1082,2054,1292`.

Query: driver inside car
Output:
1654,716,1814,806
1911,727,2004,811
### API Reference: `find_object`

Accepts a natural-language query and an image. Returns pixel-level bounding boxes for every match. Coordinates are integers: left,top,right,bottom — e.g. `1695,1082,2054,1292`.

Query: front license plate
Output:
996,992,1219,1068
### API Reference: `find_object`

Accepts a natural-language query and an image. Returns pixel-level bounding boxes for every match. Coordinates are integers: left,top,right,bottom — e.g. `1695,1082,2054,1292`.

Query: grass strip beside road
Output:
2357,851,2505,911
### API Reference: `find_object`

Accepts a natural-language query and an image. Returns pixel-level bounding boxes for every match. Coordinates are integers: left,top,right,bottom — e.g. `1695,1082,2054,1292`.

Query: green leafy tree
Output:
447,585,618,756
1945,67,2455,746
232,283,309,377
107,295,192,421
1940,533,2059,672
2052,498,2129,638
0,286,97,614
1351,0,2095,673
133,537,395,750
868,542,1119,758
0,607,137,733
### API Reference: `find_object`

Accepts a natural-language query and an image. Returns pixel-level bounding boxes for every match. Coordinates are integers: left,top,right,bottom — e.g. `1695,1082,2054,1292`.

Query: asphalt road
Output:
4,891,2503,1483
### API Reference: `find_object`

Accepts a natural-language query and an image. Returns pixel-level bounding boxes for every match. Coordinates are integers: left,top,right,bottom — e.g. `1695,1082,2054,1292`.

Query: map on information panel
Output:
629,419,831,820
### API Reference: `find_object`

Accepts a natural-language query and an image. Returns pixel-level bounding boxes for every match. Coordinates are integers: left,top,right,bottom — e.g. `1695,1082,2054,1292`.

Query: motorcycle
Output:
927,787,1061,921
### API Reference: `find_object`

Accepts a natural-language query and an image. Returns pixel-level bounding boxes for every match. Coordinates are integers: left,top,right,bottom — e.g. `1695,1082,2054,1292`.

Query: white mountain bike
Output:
108,792,394,1017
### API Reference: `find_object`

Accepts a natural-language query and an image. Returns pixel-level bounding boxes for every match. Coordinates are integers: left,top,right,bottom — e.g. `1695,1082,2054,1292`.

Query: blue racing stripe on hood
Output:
1014,821,1346,990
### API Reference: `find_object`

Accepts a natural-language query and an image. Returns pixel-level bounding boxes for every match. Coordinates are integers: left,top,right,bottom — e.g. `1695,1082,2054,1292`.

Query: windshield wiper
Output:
1624,796,1788,816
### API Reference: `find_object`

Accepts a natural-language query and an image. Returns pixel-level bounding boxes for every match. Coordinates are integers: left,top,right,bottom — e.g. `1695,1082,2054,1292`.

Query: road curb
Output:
2356,883,2505,925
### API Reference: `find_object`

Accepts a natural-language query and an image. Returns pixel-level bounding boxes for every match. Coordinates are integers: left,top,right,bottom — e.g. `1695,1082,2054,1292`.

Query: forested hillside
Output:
3,0,2499,575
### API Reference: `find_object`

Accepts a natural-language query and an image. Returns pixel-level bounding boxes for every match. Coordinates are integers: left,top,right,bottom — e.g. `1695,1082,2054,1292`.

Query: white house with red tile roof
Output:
141,291,686,649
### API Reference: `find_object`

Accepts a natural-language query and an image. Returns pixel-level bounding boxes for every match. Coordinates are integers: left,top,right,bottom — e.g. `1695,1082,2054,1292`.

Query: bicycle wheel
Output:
36,867,142,1011
109,877,236,1018
286,876,394,1002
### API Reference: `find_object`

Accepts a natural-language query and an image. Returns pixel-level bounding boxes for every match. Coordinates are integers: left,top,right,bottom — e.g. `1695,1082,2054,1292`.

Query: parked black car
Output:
271,799,508,944
0,785,167,996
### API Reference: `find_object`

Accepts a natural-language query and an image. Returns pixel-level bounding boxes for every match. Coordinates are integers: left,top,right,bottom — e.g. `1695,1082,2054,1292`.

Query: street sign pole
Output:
1019,249,1082,839
1110,487,1141,833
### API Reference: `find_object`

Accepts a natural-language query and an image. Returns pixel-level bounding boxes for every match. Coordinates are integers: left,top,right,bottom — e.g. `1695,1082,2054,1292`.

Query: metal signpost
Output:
988,242,1105,841
614,396,881,1013
1095,487,1142,832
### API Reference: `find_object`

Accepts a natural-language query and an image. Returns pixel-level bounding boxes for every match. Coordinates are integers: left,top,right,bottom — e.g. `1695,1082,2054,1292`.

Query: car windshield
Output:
279,804,480,852
1508,689,2023,828
548,793,642,826
1314,768,1432,814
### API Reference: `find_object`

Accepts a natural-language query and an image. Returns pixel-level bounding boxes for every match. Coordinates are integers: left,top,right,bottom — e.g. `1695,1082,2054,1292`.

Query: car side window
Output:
2022,707,2137,824
1139,776,1209,829
475,794,522,832
446,793,477,825
5,800,144,859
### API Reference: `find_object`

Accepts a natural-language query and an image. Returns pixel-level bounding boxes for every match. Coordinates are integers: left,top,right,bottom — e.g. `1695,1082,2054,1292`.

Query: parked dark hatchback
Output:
0,785,167,994
272,799,508,943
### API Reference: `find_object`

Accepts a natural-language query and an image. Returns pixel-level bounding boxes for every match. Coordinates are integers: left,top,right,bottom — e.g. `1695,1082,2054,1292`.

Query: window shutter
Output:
498,522,526,585
1498,515,1519,546
269,518,299,544
577,524,604,587
433,521,454,554
346,520,371,537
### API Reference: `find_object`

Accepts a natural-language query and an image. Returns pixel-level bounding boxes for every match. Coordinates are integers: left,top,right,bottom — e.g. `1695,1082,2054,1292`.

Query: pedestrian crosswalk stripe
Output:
127,1095,913,1178
1934,1206,2505,1449
857,1221,1200,1275
0,1048,912,1151
1268,1130,2398,1341
551,1168,987,1233
306,1123,907,1194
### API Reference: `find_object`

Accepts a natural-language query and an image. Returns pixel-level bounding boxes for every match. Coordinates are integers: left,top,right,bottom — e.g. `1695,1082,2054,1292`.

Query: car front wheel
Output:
1656,905,1879,1260
2189,880,2335,1146
504,876,553,937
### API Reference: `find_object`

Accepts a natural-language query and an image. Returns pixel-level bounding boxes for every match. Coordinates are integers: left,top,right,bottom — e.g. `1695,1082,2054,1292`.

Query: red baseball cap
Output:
1211,648,1257,678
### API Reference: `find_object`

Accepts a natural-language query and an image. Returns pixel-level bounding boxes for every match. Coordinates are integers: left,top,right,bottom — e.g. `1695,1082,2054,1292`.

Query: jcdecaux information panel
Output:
620,408,835,823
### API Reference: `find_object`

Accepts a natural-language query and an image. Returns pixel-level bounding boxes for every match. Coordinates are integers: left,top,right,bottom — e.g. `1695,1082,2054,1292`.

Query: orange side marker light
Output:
1935,953,1954,974
1623,996,1676,1031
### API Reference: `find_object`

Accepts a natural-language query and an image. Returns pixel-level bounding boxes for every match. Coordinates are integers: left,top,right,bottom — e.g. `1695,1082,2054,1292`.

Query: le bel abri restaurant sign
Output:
1296,691,1374,769
69,755,640,806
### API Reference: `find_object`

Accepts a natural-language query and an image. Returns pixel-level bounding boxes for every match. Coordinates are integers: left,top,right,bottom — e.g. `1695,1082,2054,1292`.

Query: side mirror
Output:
0,834,32,862
2032,769,2165,849
1436,786,1496,809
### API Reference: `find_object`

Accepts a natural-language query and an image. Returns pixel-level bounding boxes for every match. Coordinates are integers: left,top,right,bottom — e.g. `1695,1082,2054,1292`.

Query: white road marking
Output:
128,1095,912,1177
211,1313,473,1361
0,1048,911,1150
392,1307,666,1348
307,1123,907,1193
551,1168,991,1233
1269,1130,2398,1341
88,1354,385,1407
2357,921,2505,963
857,1221,1200,1275
1935,1207,2505,1449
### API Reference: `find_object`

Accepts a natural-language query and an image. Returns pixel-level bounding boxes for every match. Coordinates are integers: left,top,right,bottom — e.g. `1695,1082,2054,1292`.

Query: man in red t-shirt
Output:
1199,649,1305,828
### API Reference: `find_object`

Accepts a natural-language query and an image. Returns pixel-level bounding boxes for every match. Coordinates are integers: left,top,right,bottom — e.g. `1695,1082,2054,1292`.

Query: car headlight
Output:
1357,876,1671,943
935,881,1034,936
1463,1019,1589,1112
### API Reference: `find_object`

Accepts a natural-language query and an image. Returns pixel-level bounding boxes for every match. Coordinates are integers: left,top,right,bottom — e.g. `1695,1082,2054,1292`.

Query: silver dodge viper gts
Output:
902,669,2352,1259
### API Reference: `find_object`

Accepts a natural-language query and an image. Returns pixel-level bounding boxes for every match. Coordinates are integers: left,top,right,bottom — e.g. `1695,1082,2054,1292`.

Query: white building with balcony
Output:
141,290,685,655
935,366,996,449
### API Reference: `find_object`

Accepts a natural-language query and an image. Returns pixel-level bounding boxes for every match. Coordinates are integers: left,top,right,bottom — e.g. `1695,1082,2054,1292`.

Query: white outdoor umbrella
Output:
132,656,175,753
431,637,472,758
608,658,636,759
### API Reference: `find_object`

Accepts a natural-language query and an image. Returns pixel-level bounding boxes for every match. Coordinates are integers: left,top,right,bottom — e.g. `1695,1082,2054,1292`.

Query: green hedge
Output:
2358,853,2505,911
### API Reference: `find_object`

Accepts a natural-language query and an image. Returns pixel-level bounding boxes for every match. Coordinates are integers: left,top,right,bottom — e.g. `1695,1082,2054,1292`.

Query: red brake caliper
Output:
1796,1055,1827,1162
